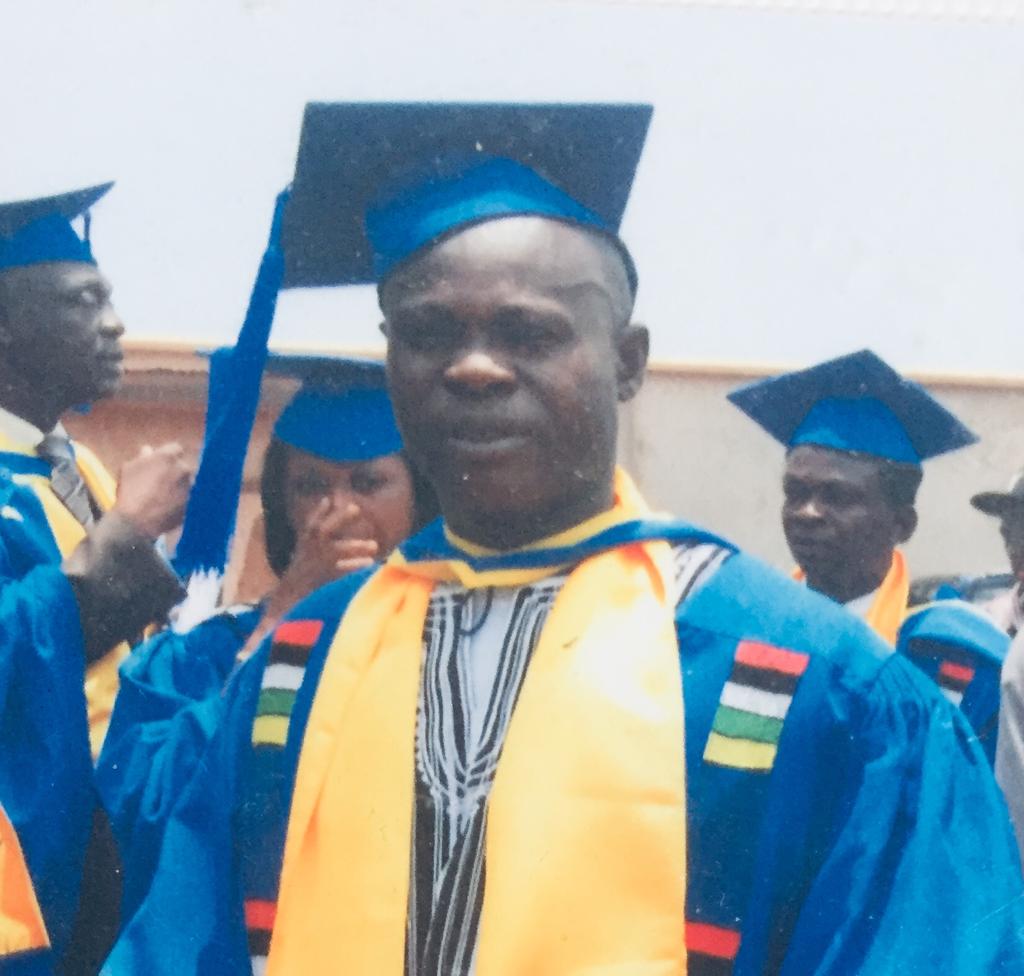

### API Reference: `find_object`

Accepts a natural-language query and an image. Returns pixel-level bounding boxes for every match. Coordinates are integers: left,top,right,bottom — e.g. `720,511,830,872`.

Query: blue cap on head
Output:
282,101,652,288
728,349,978,465
366,156,624,284
0,183,113,271
267,354,404,463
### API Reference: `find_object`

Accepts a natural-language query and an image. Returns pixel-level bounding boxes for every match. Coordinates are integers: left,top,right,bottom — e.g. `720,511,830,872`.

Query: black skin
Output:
380,216,648,550
782,444,917,605
0,261,124,429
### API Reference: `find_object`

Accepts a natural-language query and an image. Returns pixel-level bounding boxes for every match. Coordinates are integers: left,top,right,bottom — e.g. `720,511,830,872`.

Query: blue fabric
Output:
273,386,403,462
0,214,94,271
366,156,636,287
0,469,96,971
173,191,289,579
399,515,734,571
102,522,1024,975
792,398,920,464
96,607,262,921
896,600,1010,765
728,348,978,463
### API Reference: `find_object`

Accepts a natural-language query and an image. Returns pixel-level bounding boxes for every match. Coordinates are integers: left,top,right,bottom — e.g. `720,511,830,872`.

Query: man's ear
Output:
378,318,389,339
894,505,918,546
615,323,649,403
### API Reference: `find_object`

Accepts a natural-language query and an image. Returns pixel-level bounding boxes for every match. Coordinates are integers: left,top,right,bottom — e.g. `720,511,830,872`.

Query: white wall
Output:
3,0,1024,378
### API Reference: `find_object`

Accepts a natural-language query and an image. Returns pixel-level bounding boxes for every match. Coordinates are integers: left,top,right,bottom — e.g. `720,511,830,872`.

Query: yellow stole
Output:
268,470,689,976
793,549,909,645
0,804,48,958
0,430,126,756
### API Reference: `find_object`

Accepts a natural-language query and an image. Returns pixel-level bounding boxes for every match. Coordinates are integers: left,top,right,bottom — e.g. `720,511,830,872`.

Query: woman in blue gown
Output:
95,357,435,920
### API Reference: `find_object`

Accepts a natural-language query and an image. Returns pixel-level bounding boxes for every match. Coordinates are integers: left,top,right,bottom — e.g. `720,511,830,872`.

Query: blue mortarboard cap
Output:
898,599,1010,667
0,182,113,271
265,354,404,462
727,349,978,464
283,102,652,288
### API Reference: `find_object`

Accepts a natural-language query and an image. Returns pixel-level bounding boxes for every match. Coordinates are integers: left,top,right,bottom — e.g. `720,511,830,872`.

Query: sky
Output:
3,0,1024,374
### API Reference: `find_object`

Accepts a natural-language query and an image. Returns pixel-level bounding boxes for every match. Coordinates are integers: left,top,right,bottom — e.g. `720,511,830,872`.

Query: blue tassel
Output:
173,189,290,579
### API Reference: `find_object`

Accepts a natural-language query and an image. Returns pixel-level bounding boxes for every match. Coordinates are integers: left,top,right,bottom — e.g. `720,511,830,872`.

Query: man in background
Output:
728,349,977,645
972,469,1024,637
0,184,192,973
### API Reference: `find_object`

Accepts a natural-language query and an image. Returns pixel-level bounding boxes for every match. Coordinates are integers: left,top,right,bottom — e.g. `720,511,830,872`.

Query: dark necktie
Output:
37,428,96,529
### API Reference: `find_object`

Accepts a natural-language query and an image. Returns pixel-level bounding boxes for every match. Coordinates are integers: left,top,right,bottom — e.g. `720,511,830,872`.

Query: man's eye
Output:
501,320,564,352
69,289,101,308
395,317,461,352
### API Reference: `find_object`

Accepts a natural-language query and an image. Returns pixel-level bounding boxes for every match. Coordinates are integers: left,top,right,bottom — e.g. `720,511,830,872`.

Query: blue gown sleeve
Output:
0,506,95,961
100,646,267,976
95,609,261,921
100,575,366,976
781,655,1024,975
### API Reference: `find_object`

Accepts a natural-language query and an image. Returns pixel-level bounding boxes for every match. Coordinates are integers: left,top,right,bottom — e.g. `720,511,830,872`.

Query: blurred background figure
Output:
896,599,1009,765
0,184,193,976
971,470,1024,638
729,349,977,644
97,355,436,922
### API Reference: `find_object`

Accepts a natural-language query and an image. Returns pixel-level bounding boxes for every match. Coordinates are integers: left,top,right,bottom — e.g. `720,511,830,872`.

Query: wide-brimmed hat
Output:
971,470,1024,518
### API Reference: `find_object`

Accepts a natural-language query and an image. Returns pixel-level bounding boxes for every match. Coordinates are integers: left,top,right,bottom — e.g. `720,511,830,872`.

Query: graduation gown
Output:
102,519,1024,975
896,600,1010,766
96,606,262,920
0,433,182,966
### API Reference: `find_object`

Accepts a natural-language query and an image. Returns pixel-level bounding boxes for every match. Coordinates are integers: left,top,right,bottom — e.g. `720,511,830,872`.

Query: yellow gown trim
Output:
267,469,688,975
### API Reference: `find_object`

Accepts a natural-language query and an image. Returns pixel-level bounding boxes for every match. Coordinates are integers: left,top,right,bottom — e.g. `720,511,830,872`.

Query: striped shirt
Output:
405,540,731,976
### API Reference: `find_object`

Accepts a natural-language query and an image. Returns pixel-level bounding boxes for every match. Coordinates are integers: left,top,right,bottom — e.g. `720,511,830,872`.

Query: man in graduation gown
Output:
104,103,1024,976
728,353,1012,753
0,184,193,971
728,350,977,646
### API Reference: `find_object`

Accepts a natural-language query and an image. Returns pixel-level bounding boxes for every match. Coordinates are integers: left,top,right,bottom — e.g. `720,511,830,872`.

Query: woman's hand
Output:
238,498,378,662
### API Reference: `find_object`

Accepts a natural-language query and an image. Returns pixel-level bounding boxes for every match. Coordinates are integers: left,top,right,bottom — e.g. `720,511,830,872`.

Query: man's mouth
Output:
446,430,530,459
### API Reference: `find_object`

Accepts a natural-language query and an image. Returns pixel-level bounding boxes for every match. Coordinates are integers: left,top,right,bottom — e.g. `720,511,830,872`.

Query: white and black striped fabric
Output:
405,540,730,976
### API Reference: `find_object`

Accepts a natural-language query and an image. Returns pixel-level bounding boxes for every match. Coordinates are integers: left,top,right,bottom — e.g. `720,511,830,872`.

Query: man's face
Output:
0,261,125,408
782,445,911,599
380,216,646,541
999,512,1024,582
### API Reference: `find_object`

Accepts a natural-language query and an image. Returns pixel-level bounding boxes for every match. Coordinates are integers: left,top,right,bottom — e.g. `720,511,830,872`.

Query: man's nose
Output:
444,348,516,394
99,304,125,339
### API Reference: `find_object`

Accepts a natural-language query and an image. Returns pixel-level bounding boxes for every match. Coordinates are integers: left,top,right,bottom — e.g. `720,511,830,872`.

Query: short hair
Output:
260,437,439,576
874,457,924,510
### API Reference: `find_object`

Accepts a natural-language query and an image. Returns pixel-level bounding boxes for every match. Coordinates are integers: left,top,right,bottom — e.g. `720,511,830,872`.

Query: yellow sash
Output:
0,431,127,755
0,804,48,958
268,472,689,975
793,549,909,645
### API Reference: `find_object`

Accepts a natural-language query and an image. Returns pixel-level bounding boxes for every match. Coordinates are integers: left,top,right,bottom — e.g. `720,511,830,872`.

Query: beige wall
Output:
68,344,1024,602
622,364,1024,579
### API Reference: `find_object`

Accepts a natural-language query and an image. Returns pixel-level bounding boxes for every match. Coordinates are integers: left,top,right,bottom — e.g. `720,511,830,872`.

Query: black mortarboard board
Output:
727,349,978,465
282,102,653,287
0,183,113,270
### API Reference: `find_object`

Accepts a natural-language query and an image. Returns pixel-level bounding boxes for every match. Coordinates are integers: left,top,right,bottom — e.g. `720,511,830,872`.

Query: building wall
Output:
620,363,1024,578
66,343,1024,605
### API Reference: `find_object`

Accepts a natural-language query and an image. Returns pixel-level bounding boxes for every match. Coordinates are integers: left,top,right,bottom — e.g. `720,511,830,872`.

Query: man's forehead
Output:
785,445,881,484
11,261,107,292
383,216,628,306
